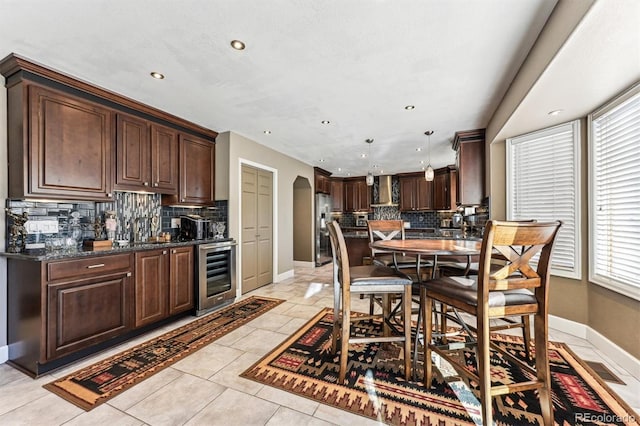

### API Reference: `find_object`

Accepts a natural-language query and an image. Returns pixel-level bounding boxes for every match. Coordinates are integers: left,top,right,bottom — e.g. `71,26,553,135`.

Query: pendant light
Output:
424,130,434,181
365,138,374,186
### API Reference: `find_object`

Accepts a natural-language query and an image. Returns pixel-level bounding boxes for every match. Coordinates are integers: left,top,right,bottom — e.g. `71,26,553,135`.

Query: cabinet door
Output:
457,140,485,205
344,181,357,212
416,178,433,210
357,180,371,211
169,246,194,315
179,134,215,205
331,179,344,212
433,172,450,210
28,85,113,200
46,274,132,360
115,113,151,190
399,177,416,211
135,249,169,327
151,124,179,194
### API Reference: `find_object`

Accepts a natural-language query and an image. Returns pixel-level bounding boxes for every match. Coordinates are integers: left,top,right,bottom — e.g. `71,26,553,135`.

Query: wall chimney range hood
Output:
371,175,398,207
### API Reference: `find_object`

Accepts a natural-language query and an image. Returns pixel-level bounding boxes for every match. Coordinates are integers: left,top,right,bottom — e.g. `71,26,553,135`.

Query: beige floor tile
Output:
172,343,244,379
208,352,264,395
126,373,225,426
214,324,257,346
255,385,320,416
280,304,324,320
247,312,300,331
185,388,278,426
63,403,144,426
276,317,309,335
0,393,83,426
231,328,290,356
0,374,53,416
266,406,336,426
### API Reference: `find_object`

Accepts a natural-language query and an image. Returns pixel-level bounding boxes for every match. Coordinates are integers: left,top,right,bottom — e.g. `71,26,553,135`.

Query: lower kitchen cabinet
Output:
135,246,194,327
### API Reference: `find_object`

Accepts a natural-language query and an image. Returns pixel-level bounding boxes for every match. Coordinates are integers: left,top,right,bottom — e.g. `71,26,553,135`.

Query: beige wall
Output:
293,177,313,262
223,131,314,279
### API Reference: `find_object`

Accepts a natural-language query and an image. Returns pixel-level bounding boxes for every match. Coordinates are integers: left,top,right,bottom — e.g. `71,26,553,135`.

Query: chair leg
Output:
332,283,341,354
477,311,493,425
534,312,554,426
422,287,434,388
522,314,532,361
382,294,391,338
403,286,412,381
339,290,351,384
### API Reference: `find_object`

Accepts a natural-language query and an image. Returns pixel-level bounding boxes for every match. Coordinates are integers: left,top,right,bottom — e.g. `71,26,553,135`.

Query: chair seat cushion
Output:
350,265,412,286
423,275,537,307
373,254,433,269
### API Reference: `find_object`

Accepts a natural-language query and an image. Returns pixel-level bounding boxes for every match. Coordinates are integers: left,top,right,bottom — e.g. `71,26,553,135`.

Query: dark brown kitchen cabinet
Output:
7,84,114,201
169,246,195,315
399,173,433,211
344,177,370,212
314,167,332,194
163,134,215,206
115,113,179,194
135,246,194,327
331,178,344,212
7,253,134,375
453,129,485,206
433,166,457,211
135,249,169,327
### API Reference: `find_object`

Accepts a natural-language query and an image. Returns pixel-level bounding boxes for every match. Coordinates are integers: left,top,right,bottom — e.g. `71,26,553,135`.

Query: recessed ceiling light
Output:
337,168,342,172
548,109,563,116
416,147,422,152
321,120,331,124
319,158,325,162
405,105,415,110
150,72,164,80
360,153,367,158
230,40,246,50
263,130,271,134
420,160,425,164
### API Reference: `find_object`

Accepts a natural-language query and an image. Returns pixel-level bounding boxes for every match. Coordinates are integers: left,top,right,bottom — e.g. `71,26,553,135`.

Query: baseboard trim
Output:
275,269,294,283
293,261,315,268
549,314,639,380
0,344,8,364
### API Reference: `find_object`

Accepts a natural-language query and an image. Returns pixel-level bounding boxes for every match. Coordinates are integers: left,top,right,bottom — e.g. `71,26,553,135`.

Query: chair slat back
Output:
327,221,351,289
478,220,562,294
367,220,405,257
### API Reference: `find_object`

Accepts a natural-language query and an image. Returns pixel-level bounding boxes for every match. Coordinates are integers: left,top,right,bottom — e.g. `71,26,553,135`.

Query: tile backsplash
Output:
5,192,229,248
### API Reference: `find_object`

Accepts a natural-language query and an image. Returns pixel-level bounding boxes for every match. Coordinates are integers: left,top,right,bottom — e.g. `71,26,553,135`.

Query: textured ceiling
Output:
0,0,558,176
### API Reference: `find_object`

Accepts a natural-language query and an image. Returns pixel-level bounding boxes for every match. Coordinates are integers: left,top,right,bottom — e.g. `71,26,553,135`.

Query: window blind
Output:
506,121,581,279
589,86,640,301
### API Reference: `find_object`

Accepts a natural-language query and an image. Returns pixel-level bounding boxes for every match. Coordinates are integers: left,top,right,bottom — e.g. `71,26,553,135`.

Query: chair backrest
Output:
478,220,562,299
367,220,405,258
327,221,351,289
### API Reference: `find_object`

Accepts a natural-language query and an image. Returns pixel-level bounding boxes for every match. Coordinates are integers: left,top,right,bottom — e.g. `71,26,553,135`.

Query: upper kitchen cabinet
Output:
399,172,433,211
163,134,215,206
0,53,218,202
344,177,370,212
433,165,457,211
115,113,178,194
7,83,114,201
330,178,344,212
314,167,332,194
453,129,485,206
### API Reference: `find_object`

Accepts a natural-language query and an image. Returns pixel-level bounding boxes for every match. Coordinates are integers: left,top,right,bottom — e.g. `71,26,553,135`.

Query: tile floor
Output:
0,264,638,425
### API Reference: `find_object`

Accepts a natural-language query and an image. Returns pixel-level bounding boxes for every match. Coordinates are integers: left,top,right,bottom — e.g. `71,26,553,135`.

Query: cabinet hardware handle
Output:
154,182,159,187
106,193,112,197
143,182,149,186
126,272,132,277
181,198,185,202
87,263,105,269
163,250,168,255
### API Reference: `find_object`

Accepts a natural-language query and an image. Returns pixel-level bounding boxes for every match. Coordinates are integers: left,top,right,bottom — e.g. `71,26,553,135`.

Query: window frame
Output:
506,120,582,280
588,82,640,301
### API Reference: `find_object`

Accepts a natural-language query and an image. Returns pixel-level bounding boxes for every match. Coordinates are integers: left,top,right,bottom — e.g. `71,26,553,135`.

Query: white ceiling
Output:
0,0,559,176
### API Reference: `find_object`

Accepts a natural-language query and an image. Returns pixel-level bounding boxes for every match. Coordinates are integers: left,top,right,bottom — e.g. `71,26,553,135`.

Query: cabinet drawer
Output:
47,253,132,282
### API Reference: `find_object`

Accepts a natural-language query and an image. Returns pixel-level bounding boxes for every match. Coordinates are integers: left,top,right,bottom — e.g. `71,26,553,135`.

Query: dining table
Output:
369,238,483,378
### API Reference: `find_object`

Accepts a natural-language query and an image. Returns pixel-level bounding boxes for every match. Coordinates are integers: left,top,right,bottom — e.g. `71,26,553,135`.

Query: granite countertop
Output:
0,238,226,262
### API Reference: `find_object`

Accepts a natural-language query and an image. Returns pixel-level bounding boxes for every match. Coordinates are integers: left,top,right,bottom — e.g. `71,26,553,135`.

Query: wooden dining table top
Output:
369,238,482,256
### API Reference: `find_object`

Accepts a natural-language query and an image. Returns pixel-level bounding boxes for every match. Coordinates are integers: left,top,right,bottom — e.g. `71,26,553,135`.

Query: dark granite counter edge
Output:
0,239,225,261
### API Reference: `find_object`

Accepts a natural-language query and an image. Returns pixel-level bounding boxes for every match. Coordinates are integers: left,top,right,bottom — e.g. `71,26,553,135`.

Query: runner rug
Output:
45,296,284,410
241,308,638,425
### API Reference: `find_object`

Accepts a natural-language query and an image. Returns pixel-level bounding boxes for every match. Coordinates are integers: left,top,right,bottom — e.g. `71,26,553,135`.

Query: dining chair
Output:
421,220,562,426
327,220,413,384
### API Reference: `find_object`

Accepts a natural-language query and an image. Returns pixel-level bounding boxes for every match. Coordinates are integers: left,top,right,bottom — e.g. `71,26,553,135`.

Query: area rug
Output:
45,295,284,410
241,308,638,425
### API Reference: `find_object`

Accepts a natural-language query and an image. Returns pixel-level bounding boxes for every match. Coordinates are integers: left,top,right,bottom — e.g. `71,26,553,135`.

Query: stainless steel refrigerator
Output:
315,193,332,266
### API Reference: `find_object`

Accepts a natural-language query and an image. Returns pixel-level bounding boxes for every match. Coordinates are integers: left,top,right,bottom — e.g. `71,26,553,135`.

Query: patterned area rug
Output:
45,296,284,410
241,308,638,425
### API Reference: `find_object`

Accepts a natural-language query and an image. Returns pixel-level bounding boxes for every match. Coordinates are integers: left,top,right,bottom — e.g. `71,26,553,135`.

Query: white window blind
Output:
589,84,640,301
506,121,581,279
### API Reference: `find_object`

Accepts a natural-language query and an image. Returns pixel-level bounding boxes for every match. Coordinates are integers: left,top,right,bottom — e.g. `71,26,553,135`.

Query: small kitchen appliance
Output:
181,214,212,240
355,214,368,227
